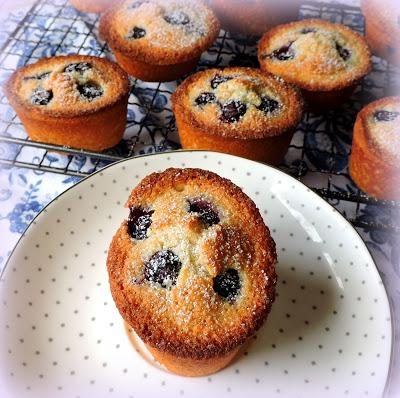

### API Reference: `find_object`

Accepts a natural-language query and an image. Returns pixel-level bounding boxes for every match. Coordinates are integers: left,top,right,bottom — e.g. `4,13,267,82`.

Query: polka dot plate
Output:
0,151,392,398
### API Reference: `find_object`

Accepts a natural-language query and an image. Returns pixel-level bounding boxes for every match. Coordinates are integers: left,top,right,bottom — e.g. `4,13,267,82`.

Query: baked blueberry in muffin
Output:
349,96,400,200
107,168,277,376
99,0,220,81
172,67,304,164
4,55,130,151
258,19,372,111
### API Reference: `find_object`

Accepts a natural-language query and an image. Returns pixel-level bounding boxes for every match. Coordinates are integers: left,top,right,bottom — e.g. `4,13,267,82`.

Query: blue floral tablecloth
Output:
0,1,399,396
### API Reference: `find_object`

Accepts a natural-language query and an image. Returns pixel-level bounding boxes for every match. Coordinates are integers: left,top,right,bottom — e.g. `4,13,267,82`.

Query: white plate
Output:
0,151,392,398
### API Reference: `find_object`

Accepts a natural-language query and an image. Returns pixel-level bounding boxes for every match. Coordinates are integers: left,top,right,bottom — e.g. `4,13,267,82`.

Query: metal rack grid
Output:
0,0,399,233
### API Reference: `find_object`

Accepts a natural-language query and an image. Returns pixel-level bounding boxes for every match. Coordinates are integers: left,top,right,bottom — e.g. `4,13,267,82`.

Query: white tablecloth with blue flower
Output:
0,1,399,396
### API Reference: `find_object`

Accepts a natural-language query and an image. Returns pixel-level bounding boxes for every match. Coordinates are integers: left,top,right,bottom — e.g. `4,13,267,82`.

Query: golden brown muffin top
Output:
107,168,277,359
99,0,220,65
360,96,400,162
258,19,372,91
5,55,130,118
172,67,304,139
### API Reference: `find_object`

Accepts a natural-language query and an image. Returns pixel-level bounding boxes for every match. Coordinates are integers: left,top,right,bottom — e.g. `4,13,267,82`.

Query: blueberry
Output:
300,27,317,34
265,42,295,61
126,26,146,39
195,92,216,106
374,110,400,122
257,95,280,114
31,88,53,105
220,100,247,123
144,250,182,288
127,207,154,240
163,10,190,25
213,269,241,302
188,198,220,227
23,71,50,81
64,62,92,74
335,42,350,61
210,74,232,89
77,83,103,101
128,0,149,9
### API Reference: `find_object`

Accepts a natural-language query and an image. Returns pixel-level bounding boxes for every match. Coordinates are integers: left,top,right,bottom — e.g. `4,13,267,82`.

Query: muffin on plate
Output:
349,96,400,200
107,168,277,376
69,0,119,13
209,0,300,36
171,67,304,165
361,0,400,66
258,19,372,111
99,0,220,82
4,55,130,151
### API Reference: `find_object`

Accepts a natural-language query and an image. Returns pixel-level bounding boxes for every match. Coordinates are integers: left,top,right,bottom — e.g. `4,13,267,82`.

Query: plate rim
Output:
0,149,394,396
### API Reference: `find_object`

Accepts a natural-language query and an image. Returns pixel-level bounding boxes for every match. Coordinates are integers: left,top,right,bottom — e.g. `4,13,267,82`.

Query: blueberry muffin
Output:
258,19,372,111
107,168,277,376
361,0,400,66
4,55,130,151
99,0,220,82
69,0,119,13
209,0,300,36
349,96,400,200
171,67,304,164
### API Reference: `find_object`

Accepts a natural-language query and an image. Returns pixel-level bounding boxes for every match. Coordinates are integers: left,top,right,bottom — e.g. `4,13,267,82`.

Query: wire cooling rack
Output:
0,0,399,233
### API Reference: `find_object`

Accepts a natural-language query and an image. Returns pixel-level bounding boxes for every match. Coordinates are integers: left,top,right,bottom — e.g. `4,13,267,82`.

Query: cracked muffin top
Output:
359,96,400,163
172,67,304,139
5,55,130,118
99,0,220,65
107,168,277,359
258,19,371,91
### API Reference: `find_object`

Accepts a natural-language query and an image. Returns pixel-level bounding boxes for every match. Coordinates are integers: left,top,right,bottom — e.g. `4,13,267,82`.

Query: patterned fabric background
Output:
0,0,399,395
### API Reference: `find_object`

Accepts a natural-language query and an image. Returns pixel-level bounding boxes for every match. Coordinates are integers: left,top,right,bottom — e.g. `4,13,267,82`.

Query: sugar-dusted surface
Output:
172,67,304,139
5,55,130,117
107,168,277,359
100,0,220,65
258,19,371,91
0,151,392,398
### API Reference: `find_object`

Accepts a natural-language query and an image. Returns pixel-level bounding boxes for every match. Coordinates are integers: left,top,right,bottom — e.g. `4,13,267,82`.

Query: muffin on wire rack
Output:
4,55,130,151
107,168,277,376
172,67,304,164
349,96,400,201
99,0,220,81
258,19,371,111
69,0,119,13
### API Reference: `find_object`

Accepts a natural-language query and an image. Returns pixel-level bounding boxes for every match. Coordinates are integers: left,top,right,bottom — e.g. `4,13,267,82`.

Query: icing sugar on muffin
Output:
172,67,304,164
258,19,372,111
107,168,277,376
349,96,400,200
99,0,220,81
5,55,130,151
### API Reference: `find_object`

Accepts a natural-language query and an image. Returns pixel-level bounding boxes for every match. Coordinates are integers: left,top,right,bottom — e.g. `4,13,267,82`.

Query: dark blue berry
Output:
266,42,295,61
195,92,216,106
126,26,146,39
257,95,280,114
128,0,149,9
220,100,247,123
23,71,50,81
127,207,154,240
211,74,232,89
31,88,53,105
163,11,190,25
144,250,182,288
188,198,220,227
335,42,350,61
77,83,103,101
64,62,92,74
213,269,241,302
300,27,317,34
374,110,400,122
